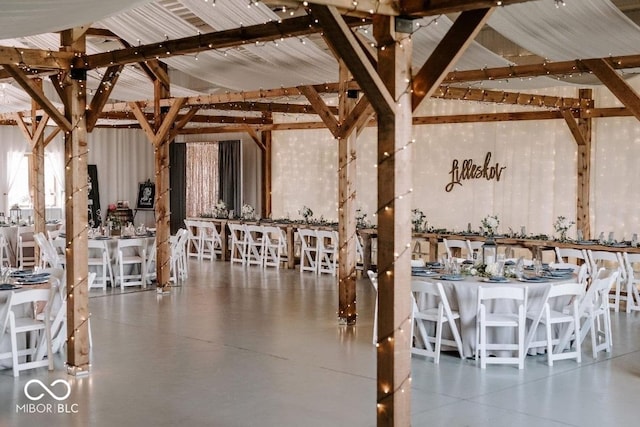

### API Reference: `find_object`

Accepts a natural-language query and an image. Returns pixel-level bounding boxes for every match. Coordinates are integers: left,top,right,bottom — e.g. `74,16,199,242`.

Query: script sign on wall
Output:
445,152,507,192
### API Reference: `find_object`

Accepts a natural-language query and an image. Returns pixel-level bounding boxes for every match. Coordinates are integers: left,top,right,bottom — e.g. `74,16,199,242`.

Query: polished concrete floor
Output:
1,260,639,426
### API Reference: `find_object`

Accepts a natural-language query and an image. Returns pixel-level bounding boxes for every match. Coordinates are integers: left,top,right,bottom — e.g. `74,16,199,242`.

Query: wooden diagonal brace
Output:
582,58,640,121
298,85,340,138
87,65,123,132
338,96,374,139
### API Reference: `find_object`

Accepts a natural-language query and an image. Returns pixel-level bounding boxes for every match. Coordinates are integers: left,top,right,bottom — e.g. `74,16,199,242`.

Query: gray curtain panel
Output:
170,142,187,234
218,140,241,214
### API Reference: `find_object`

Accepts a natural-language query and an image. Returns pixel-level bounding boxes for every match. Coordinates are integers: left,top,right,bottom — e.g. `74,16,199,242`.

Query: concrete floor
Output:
1,260,639,426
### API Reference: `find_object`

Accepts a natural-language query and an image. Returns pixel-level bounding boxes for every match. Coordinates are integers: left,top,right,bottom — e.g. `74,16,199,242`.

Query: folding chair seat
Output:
228,223,248,265
183,219,202,260
244,225,265,267
587,250,625,312
88,239,114,290
298,228,318,274
526,282,584,366
621,252,640,313
476,285,528,369
316,230,338,276
262,226,287,269
116,238,147,288
0,289,53,377
411,280,464,364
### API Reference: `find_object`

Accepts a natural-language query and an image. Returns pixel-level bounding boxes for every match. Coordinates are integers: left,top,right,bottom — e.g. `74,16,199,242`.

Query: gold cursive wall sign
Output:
445,152,507,192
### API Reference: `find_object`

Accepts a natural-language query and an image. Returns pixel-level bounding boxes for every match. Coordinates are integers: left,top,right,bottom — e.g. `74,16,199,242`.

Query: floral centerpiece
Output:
241,203,255,220
355,208,369,228
553,215,575,242
299,206,313,223
411,208,426,232
213,200,228,219
480,214,499,237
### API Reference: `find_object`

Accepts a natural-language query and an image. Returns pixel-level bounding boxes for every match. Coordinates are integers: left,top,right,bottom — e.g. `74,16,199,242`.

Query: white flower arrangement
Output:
411,208,426,232
241,203,255,220
355,208,368,228
299,206,313,222
485,262,500,277
553,215,575,241
213,200,228,219
480,214,499,236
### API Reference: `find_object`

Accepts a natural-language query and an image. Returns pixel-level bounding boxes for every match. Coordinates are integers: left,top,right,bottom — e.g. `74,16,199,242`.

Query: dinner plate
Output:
18,278,49,285
518,277,549,283
483,276,509,283
412,271,438,277
0,283,21,290
609,243,628,248
10,270,33,278
544,271,572,278
93,236,111,240
440,275,464,281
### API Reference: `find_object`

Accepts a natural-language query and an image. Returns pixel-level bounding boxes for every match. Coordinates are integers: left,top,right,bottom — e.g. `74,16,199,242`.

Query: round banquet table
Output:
411,273,576,358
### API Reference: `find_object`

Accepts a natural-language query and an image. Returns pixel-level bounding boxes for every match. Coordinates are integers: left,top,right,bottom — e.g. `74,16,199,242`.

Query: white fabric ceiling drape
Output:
0,0,153,38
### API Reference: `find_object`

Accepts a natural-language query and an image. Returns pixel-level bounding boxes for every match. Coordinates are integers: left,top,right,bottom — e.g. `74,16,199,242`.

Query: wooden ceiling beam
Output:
3,64,71,132
298,85,340,137
312,5,396,118
400,0,533,16
337,96,374,139
86,65,123,132
0,46,72,68
434,86,582,108
77,15,364,70
100,111,268,125
582,58,640,121
412,8,493,111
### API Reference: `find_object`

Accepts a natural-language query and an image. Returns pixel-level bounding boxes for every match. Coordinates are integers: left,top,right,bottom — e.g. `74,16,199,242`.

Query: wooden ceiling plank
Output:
0,46,72,68
87,65,123,132
412,7,493,111
298,85,340,137
401,0,532,15
560,109,588,146
129,101,156,142
312,5,396,118
582,58,640,121
4,64,71,131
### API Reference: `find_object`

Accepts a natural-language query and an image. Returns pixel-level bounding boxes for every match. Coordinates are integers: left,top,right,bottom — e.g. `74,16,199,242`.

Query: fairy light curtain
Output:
185,142,219,218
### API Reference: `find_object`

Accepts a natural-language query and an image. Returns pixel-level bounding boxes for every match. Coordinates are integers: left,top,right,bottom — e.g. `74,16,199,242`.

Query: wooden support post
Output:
374,16,413,426
261,113,273,219
31,81,46,264
155,68,172,293
577,89,593,239
338,61,358,325
61,27,90,376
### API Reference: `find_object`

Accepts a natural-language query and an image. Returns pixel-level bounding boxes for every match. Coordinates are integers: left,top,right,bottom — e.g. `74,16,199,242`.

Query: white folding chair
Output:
88,239,113,290
170,230,189,282
468,240,484,262
476,285,528,369
17,226,36,269
116,238,147,288
33,232,60,269
146,239,157,284
411,280,464,364
0,234,11,267
50,237,67,268
317,230,338,276
526,282,584,366
368,270,378,345
587,250,625,312
199,221,223,261
244,225,265,267
183,219,202,260
228,223,248,265
575,269,616,359
443,238,472,262
0,289,53,377
262,226,287,269
298,228,318,274
621,252,640,313
555,247,590,277
355,233,365,272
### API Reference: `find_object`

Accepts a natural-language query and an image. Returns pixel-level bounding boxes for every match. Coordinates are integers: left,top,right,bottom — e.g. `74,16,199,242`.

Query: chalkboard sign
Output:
136,180,155,210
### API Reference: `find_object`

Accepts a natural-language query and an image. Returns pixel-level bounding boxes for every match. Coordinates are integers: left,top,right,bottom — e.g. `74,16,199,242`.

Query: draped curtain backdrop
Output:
218,141,241,214
170,142,187,234
185,142,218,218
